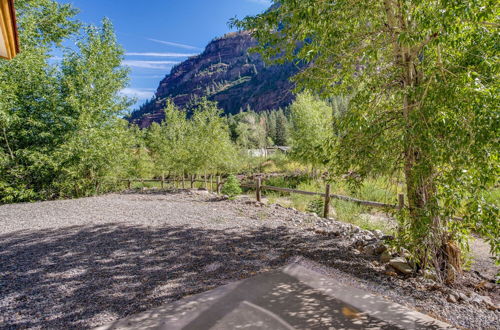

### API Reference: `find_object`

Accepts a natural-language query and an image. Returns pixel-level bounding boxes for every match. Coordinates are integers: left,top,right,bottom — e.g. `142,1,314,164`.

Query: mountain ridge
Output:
128,31,299,128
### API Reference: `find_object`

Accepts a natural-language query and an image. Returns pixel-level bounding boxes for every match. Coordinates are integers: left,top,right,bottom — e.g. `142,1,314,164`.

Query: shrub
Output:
306,198,324,215
221,175,242,198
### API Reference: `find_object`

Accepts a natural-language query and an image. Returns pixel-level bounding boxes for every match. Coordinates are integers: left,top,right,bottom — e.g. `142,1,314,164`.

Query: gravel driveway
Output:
0,190,498,329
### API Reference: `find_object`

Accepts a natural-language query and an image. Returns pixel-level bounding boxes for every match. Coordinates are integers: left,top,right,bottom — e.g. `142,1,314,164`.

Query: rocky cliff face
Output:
128,31,299,128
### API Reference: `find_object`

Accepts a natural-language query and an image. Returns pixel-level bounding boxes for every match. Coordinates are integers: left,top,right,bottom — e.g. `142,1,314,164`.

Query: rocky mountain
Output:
128,31,300,128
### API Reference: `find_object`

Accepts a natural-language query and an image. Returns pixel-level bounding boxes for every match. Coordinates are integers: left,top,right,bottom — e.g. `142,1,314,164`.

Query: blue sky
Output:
55,0,271,109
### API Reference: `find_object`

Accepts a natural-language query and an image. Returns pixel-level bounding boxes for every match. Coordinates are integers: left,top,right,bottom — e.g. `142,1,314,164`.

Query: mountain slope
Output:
128,31,299,128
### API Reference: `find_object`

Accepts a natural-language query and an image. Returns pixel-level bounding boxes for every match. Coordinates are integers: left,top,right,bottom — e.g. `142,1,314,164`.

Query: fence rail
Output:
123,175,404,219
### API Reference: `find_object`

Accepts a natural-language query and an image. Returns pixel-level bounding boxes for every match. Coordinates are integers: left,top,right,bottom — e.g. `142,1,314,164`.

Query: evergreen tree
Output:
274,109,290,146
264,111,277,145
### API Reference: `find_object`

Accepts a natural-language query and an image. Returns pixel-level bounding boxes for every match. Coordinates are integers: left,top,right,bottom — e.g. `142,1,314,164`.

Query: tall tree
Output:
188,98,240,174
0,1,134,201
289,92,333,170
233,0,499,280
0,0,79,202
274,109,290,146
264,110,277,145
54,18,133,196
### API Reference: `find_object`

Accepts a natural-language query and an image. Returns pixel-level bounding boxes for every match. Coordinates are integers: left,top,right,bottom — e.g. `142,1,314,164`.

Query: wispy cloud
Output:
245,0,271,5
120,88,156,99
147,38,202,50
125,52,197,57
130,75,165,79
122,60,179,69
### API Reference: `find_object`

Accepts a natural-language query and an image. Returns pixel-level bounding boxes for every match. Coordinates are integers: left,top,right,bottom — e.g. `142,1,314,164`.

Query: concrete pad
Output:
95,263,454,330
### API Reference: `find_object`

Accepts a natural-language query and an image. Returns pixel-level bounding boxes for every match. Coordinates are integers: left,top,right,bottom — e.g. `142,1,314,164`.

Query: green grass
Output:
241,153,308,175
259,174,399,233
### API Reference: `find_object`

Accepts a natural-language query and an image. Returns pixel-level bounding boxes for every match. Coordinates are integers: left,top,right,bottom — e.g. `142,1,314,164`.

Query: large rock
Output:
389,258,413,275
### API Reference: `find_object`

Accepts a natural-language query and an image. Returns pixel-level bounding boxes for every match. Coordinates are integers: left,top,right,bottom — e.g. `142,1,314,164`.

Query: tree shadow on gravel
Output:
0,223,391,329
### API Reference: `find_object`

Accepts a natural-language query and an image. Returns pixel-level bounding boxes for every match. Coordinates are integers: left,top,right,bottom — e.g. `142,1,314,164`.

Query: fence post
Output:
190,175,194,189
210,174,213,192
216,176,221,194
182,175,185,189
256,177,262,203
161,175,164,190
141,178,144,189
323,184,331,218
128,179,131,190
398,194,405,210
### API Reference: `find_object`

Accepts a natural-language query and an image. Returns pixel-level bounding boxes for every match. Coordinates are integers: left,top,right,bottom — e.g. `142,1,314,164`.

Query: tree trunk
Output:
400,56,460,282
386,0,461,281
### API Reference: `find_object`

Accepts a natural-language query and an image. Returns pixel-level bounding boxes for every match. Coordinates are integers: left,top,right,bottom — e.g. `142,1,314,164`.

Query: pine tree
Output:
274,109,290,146
265,111,277,145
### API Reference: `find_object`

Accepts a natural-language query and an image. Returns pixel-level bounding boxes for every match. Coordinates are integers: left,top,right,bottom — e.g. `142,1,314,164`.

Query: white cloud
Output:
245,0,271,5
147,38,202,50
126,52,197,58
122,60,179,69
120,88,155,99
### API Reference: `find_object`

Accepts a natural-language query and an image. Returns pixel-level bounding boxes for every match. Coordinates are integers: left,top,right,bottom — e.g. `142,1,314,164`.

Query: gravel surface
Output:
0,190,498,329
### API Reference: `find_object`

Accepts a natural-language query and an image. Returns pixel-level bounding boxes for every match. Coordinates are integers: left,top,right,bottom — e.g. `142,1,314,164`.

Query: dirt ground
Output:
0,190,498,329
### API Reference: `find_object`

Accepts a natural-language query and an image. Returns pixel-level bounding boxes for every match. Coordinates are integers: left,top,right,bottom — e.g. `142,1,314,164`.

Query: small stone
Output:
469,294,485,306
389,257,413,275
351,237,365,248
458,292,469,302
362,234,375,242
380,251,392,264
372,230,384,239
478,295,497,310
375,243,388,255
363,244,377,256
447,294,457,303
325,229,340,237
314,228,327,235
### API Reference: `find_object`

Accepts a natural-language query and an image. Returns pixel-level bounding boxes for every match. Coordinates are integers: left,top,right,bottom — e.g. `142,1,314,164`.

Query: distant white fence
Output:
246,146,290,157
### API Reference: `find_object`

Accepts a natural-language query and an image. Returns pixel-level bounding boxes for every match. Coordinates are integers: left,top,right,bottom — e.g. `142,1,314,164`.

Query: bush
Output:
221,175,242,198
306,198,324,215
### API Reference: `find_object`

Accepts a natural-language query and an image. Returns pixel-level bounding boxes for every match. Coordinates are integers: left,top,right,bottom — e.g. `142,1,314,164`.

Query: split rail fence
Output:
122,175,405,219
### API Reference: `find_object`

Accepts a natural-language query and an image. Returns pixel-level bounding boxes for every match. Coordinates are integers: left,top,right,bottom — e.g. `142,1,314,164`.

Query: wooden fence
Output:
123,175,405,219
